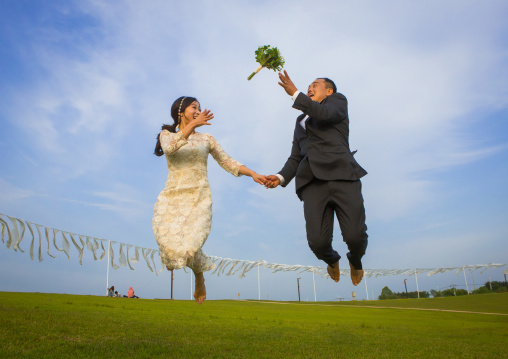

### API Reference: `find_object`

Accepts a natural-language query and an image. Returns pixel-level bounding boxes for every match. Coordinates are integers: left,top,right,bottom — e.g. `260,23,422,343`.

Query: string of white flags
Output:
1,213,507,279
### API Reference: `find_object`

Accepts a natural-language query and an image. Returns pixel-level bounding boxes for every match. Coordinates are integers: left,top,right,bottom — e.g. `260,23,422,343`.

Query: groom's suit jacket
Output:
278,92,367,198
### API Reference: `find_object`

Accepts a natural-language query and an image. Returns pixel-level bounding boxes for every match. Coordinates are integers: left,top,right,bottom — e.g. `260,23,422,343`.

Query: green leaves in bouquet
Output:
255,45,285,71
247,45,285,80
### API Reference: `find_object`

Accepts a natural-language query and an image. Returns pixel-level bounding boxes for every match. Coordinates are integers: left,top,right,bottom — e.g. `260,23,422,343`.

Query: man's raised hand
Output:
278,70,298,96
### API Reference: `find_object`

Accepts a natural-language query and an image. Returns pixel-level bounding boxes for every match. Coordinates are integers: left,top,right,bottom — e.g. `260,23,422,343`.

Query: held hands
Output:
264,175,280,189
238,166,268,186
278,70,298,96
238,168,279,188
249,173,281,188
190,109,214,129
251,173,268,185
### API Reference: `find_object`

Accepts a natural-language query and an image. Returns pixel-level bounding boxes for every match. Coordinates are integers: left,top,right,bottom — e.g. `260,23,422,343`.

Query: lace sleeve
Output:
208,135,243,177
160,130,188,155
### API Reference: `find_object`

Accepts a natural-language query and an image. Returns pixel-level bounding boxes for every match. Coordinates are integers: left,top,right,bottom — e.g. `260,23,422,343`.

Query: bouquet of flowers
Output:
247,45,285,80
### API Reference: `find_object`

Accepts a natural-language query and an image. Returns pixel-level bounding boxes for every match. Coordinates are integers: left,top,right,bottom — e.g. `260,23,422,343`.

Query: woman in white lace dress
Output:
153,96,266,304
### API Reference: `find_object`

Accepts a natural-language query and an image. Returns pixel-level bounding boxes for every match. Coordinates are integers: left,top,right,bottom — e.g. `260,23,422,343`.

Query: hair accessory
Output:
177,97,187,121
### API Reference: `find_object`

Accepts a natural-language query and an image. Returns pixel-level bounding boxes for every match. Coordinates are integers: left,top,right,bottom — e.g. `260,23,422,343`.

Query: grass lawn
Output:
0,291,507,358
287,292,508,314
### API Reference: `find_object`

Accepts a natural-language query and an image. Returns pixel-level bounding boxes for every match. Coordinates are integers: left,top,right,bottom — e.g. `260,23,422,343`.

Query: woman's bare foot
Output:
327,261,340,282
193,272,206,304
349,261,364,286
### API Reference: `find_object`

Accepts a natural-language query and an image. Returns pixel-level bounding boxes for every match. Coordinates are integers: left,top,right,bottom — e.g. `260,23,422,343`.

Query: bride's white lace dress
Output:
152,130,242,272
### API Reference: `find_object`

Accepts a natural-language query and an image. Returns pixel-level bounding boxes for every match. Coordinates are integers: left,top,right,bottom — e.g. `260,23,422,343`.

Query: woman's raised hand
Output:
191,109,214,128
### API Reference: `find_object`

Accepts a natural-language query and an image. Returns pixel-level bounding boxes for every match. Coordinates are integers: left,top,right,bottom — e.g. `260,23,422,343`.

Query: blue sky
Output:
1,0,507,301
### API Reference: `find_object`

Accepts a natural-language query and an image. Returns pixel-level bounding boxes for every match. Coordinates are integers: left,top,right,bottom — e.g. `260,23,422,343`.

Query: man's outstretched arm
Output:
266,131,301,189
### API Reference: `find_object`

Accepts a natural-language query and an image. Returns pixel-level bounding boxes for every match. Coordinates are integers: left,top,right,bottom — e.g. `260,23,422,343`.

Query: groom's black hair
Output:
318,78,337,93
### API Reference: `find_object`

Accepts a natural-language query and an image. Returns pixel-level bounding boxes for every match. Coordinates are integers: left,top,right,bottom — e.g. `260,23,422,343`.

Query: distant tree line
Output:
430,280,507,297
378,286,429,300
378,280,507,300
430,288,468,297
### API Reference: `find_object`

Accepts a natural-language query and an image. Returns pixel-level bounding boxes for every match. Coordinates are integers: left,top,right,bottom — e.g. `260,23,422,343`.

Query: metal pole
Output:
463,267,469,294
505,274,508,290
489,276,492,291
312,271,317,302
415,269,420,299
106,240,110,296
364,274,369,300
258,264,260,300
404,279,408,298
297,278,301,302
471,271,476,291
170,270,174,300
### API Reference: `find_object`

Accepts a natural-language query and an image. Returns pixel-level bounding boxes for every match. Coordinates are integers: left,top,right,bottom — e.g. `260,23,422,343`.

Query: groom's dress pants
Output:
299,177,368,269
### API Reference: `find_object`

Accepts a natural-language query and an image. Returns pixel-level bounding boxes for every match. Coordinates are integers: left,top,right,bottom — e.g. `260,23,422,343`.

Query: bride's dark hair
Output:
154,96,198,156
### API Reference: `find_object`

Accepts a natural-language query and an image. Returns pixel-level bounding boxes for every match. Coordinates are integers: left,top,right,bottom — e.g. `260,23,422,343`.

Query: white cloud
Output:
0,178,38,203
59,196,150,220
373,229,507,268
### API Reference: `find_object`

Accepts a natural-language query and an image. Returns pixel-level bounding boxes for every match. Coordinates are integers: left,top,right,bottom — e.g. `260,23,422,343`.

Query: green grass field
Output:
1,292,507,358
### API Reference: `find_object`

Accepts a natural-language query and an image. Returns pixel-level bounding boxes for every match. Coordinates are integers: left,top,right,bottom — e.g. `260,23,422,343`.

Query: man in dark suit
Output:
265,71,368,285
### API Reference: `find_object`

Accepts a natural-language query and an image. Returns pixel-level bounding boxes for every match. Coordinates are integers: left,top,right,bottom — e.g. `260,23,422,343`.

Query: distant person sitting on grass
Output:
114,291,121,297
127,286,139,299
108,286,115,297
